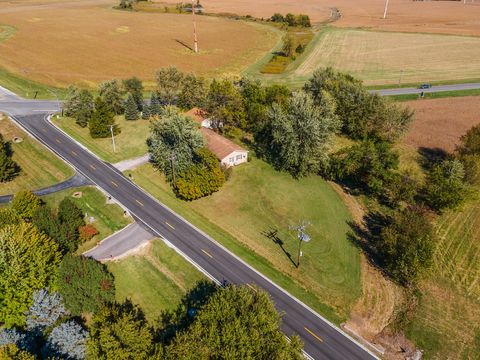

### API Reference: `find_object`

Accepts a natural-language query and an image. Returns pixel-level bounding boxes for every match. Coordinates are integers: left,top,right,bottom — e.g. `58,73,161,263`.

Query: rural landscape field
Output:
1,0,480,359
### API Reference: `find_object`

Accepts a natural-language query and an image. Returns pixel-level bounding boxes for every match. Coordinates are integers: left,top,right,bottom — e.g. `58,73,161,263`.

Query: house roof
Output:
200,128,247,160
185,107,207,124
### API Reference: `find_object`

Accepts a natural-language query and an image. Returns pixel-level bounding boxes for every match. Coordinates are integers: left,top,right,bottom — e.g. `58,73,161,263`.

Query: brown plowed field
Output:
403,96,480,153
0,0,278,87
159,0,480,36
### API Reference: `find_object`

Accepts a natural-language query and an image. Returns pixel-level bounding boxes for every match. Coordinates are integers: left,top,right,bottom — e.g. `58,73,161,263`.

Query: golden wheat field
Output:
0,0,278,87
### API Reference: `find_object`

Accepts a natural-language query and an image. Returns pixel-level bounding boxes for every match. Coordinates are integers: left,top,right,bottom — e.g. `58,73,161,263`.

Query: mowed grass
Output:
108,240,206,322
52,115,149,163
0,115,73,195
126,159,362,322
43,186,132,254
0,4,278,88
248,27,480,87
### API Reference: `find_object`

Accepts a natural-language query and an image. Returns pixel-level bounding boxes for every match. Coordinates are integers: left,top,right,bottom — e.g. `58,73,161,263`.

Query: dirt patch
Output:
403,96,480,153
0,0,278,86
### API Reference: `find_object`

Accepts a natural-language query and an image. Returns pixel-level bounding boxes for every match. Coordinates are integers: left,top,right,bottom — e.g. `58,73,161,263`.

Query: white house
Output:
185,108,248,167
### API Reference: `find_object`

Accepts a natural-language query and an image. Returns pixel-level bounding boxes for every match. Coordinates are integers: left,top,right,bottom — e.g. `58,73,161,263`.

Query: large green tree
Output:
122,77,144,111
178,73,207,110
124,93,139,121
57,254,115,315
11,191,42,220
147,108,204,180
175,148,225,200
87,301,153,360
0,134,20,183
0,222,61,327
379,207,435,285
206,79,246,131
155,67,184,106
164,285,303,359
63,86,94,127
89,97,119,138
99,80,124,115
266,91,340,177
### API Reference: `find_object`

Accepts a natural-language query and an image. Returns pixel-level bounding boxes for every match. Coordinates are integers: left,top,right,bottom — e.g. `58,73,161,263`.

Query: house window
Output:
229,157,234,163
236,154,242,160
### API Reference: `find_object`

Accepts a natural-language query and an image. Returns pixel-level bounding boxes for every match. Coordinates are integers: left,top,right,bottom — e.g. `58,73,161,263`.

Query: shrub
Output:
78,224,99,242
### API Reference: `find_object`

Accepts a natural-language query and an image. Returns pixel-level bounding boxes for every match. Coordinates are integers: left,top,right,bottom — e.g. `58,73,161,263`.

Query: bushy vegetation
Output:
0,134,20,183
270,13,311,27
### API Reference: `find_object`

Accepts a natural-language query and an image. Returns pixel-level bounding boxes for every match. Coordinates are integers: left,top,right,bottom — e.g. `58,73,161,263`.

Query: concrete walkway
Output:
83,221,155,261
0,172,91,203
113,154,150,171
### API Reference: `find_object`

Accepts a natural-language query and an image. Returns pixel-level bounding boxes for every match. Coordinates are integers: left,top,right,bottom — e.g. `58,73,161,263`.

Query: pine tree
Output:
11,190,42,220
0,134,20,182
122,77,144,111
124,93,139,121
89,97,119,138
25,289,68,335
149,92,161,116
43,321,88,360
141,104,151,120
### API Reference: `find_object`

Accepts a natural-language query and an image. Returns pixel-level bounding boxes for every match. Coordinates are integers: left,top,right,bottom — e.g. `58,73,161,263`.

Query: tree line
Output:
0,133,21,183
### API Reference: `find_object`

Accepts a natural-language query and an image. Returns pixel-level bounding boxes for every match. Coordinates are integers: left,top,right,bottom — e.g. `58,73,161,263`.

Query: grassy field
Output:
0,1,278,88
43,186,132,254
0,115,74,195
126,159,362,322
108,240,205,322
247,27,480,87
52,115,150,163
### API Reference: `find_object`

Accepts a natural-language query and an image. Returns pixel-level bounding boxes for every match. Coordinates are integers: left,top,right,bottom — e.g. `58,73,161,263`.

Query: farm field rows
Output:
0,0,279,88
0,114,74,195
254,27,480,87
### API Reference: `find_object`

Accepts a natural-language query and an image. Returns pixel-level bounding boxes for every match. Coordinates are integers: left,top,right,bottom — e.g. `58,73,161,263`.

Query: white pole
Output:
383,0,390,19
109,125,116,153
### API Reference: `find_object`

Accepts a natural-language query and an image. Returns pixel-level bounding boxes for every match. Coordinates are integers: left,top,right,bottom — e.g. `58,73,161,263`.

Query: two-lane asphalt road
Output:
0,99,378,359
372,82,480,96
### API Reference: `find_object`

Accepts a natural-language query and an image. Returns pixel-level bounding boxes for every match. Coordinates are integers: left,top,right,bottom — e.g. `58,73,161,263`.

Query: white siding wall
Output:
221,150,248,167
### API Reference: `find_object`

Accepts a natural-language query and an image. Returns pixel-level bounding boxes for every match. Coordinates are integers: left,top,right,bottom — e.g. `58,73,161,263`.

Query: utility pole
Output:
192,0,199,53
108,125,116,153
289,221,312,268
383,0,390,19
47,89,62,116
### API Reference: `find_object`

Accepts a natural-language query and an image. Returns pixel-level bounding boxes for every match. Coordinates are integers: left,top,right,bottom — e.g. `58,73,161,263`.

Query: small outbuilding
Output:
185,108,248,167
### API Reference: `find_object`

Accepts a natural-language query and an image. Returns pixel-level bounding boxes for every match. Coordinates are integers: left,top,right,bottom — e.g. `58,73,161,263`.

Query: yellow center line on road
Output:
55,138,61,144
111,181,118,187
246,283,257,292
90,164,96,170
71,150,78,156
201,249,213,259
135,199,144,207
304,327,323,343
42,128,47,133
165,222,175,230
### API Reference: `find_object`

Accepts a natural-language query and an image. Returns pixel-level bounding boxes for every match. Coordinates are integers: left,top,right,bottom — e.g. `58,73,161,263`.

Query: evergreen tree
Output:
141,104,151,120
0,223,61,327
99,80,124,115
0,134,20,182
87,301,154,359
25,289,68,335
155,67,184,105
124,93,139,120
149,92,162,116
122,77,144,111
57,255,115,315
0,209,20,228
43,321,88,360
11,191,42,220
89,97,119,138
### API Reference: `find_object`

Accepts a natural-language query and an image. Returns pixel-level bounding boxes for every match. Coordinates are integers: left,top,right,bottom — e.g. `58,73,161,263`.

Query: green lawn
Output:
43,186,132,254
126,158,362,323
108,240,206,322
0,115,74,195
52,115,149,163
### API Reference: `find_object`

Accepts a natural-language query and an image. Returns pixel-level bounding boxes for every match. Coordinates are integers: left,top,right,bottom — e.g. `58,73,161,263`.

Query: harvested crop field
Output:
403,96,480,153
0,0,278,87
159,0,480,35
294,27,480,86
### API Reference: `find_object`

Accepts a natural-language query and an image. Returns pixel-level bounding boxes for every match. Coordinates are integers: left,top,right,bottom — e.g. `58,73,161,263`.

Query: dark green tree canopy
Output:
63,86,94,127
11,191,42,220
99,80,124,115
124,93,139,121
457,124,480,156
0,134,20,183
57,254,115,316
178,73,207,110
89,97,119,139
122,76,144,111
155,67,184,106
206,79,246,131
